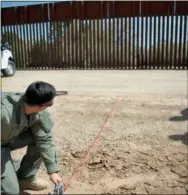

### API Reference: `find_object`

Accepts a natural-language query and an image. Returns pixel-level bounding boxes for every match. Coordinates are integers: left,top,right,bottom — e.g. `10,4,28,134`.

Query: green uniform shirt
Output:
1,92,60,174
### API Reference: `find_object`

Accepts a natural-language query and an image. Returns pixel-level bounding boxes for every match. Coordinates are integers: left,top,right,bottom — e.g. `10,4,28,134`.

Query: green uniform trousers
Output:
1,129,42,194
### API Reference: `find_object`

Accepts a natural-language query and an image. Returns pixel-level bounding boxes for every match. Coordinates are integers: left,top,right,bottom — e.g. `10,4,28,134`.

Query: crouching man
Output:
1,81,62,194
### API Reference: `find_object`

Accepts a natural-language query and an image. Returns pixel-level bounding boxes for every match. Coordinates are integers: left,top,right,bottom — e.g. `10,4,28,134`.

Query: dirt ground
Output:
2,70,188,194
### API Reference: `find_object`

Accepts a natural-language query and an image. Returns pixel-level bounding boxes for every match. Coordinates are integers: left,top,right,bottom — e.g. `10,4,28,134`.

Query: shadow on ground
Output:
169,108,188,145
169,108,188,121
169,132,188,145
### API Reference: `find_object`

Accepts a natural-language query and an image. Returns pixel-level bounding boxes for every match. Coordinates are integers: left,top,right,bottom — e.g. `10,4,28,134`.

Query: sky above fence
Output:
1,1,61,8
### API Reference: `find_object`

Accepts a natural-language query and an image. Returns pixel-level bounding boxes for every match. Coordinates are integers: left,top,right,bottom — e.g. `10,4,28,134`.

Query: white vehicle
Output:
1,43,16,77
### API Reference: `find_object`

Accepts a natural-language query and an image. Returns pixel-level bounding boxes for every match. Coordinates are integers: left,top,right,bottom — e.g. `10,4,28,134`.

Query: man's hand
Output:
50,173,62,184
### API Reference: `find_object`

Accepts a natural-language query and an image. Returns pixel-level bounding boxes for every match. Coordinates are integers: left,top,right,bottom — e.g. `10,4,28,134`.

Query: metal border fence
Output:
1,1,188,70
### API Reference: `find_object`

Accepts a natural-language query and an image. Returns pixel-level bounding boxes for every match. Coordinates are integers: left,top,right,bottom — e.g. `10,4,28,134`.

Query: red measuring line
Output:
64,96,120,192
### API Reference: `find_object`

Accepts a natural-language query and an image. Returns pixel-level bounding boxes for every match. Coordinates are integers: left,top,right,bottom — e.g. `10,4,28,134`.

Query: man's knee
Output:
1,147,20,195
10,129,35,151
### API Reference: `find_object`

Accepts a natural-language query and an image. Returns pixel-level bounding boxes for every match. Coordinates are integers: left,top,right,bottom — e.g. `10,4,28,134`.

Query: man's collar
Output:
19,95,29,125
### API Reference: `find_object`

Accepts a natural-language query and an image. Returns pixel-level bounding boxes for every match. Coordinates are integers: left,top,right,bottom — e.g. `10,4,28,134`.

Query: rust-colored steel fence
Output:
1,1,188,70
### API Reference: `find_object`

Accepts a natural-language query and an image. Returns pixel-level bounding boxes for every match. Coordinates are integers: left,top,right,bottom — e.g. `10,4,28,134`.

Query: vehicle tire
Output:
2,60,16,77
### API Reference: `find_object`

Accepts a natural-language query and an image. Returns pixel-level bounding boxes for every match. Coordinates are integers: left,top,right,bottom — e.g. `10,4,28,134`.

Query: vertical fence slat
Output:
166,15,170,68
54,21,57,69
19,23,23,68
178,15,183,67
67,20,71,69
6,25,11,61
125,17,128,69
56,21,60,69
187,30,188,68
71,15,75,69
117,18,119,69
37,22,40,68
4,25,8,44
26,8,30,68
132,16,136,69
15,22,21,68
38,13,42,68
72,18,75,69
110,1,114,69
37,23,40,68
6,25,11,46
5,25,9,44
89,19,93,69
59,20,63,69
58,18,61,69
101,18,104,69
9,25,14,64
56,23,59,68
161,16,165,68
45,21,49,69
185,16,188,69
120,17,124,69
81,19,84,70
40,21,43,68
149,17,152,69
183,16,187,68
112,2,115,69
174,15,179,69
81,22,84,69
44,22,47,69
97,18,100,70
88,20,91,69
9,25,13,58
145,15,148,68
108,17,111,69
105,17,108,69
75,19,77,69
2,26,5,42
33,23,36,68
59,19,62,70
11,25,19,69
12,25,17,68
153,16,157,69
89,20,92,69
46,22,49,68
35,23,38,68
63,20,67,69
52,5,56,69
22,23,27,69
137,16,140,69
141,16,144,69
169,15,174,69
157,17,161,69
128,17,131,69
85,19,89,69
49,21,52,69
9,25,16,68
93,20,96,69
44,4,49,69
36,22,39,69
42,19,49,69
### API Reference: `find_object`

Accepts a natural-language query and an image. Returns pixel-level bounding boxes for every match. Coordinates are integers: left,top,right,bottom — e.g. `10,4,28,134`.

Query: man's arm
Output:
31,111,60,174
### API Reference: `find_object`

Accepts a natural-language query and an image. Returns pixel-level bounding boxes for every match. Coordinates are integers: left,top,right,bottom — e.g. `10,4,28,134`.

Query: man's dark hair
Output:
23,81,56,106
